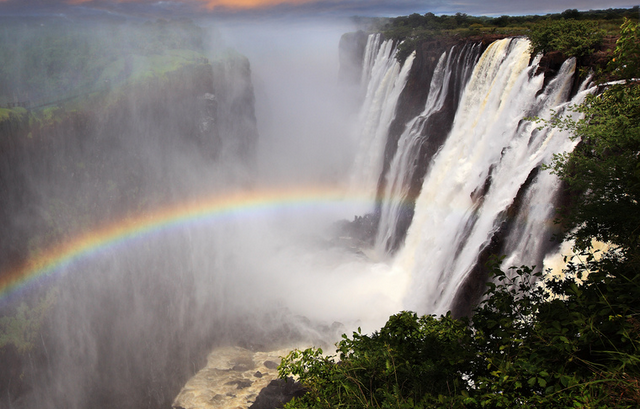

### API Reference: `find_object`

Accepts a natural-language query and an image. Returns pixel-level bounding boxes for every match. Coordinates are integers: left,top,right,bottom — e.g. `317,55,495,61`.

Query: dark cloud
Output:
0,0,637,20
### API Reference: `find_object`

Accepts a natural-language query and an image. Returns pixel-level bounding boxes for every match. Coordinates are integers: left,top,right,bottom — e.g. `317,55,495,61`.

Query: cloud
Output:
200,0,320,10
0,0,638,19
66,0,324,11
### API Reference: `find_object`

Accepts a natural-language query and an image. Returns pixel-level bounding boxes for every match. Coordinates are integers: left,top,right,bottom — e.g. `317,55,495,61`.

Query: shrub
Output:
528,19,605,57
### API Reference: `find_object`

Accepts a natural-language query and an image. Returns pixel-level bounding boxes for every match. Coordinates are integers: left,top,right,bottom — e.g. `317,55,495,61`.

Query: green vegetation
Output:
280,262,640,407
0,106,27,122
377,7,638,63
609,18,640,79
545,88,640,253
527,19,605,58
382,7,637,40
278,17,640,408
0,18,208,108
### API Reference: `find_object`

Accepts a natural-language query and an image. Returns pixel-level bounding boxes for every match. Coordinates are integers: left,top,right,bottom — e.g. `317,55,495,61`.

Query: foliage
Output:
544,83,640,254
279,260,640,408
527,19,605,58
279,312,474,408
379,7,634,63
609,18,640,79
380,7,637,42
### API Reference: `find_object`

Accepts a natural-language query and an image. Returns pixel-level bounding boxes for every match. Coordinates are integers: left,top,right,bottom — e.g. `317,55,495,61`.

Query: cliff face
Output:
210,52,259,163
379,39,486,251
340,33,582,316
0,56,258,272
0,55,259,409
338,30,368,85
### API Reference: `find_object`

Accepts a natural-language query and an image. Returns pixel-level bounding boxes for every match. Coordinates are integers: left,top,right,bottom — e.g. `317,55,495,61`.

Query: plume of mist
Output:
213,18,364,185
0,16,406,409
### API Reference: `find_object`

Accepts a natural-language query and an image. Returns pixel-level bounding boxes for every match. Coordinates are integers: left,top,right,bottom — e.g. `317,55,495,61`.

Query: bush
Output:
279,261,640,408
609,18,640,79
528,19,605,57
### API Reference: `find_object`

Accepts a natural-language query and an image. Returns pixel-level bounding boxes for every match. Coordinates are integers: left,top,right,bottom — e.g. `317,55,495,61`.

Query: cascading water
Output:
360,34,383,90
386,38,591,315
373,43,481,257
498,73,595,272
348,37,415,208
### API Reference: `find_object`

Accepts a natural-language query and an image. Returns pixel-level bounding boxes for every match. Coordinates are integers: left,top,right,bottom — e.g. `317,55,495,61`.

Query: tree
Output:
547,84,640,255
279,311,475,408
528,19,605,58
279,262,640,408
561,9,581,20
609,18,640,80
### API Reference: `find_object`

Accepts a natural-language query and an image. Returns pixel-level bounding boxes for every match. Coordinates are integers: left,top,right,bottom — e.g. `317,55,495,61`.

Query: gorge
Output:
0,17,594,409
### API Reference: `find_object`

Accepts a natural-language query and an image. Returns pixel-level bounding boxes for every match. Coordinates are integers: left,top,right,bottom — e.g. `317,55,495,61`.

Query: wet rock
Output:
172,346,301,409
225,379,253,389
263,361,278,370
249,378,306,409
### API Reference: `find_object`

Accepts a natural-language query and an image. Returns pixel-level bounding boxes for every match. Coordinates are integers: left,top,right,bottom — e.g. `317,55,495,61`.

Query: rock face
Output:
173,346,305,409
209,52,259,163
0,56,258,274
0,56,260,409
377,38,487,252
338,30,368,85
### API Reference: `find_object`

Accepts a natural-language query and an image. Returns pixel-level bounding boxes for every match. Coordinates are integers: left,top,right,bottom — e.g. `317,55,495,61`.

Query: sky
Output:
0,0,637,20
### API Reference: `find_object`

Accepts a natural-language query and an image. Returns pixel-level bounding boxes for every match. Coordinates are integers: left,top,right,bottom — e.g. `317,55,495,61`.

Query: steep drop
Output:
391,38,589,314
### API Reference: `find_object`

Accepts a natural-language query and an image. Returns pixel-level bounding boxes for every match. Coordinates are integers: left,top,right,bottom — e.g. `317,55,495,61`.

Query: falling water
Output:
374,44,480,256
348,36,415,208
360,33,382,90
499,73,595,270
392,38,588,315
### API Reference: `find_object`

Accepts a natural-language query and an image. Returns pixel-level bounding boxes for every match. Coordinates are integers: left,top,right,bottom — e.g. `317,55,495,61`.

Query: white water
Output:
360,34,382,91
500,74,596,272
348,36,415,210
374,44,480,257
389,38,586,315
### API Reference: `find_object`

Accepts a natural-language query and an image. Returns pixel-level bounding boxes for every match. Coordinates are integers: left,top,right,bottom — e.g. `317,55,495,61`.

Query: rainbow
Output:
0,185,404,304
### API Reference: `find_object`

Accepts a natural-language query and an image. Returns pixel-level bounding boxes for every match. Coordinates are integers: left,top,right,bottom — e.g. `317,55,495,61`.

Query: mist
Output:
0,15,405,409
205,16,406,331
215,18,362,184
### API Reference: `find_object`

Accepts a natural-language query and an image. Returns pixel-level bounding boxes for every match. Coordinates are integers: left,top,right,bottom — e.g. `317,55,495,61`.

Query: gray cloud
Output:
0,0,637,19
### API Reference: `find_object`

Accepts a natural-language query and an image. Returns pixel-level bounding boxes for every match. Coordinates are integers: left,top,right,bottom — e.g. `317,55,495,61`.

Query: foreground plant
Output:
278,259,640,408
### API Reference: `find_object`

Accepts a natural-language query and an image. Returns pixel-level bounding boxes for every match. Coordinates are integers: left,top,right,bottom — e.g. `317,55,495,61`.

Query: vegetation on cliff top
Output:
278,17,640,409
377,8,635,65
0,18,208,111
381,7,636,41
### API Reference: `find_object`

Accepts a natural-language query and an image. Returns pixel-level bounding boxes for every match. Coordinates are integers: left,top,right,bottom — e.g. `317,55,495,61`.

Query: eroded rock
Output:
172,346,302,409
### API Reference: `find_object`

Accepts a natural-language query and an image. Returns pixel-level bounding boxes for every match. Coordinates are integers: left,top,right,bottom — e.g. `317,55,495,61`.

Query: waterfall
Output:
386,38,587,315
374,43,481,256
360,34,382,90
499,73,595,271
348,36,415,209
